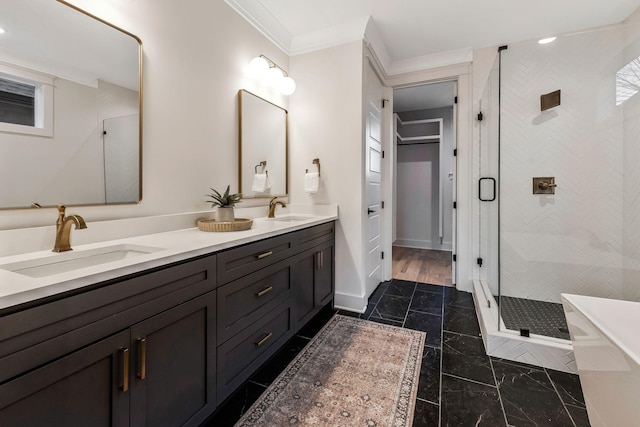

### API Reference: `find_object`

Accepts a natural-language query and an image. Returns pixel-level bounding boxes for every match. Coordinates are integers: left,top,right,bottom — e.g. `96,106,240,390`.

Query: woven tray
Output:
197,218,253,232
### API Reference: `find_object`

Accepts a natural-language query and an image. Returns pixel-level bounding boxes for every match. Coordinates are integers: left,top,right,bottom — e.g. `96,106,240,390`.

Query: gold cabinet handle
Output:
257,250,273,259
255,286,273,297
137,338,146,380
255,332,273,347
120,347,129,392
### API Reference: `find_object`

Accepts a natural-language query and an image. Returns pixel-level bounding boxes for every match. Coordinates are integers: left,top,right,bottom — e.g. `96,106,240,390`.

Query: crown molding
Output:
224,0,292,54
227,2,474,76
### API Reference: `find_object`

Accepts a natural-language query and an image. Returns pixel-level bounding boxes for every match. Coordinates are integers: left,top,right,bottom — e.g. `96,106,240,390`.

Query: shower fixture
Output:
540,90,561,111
533,177,557,194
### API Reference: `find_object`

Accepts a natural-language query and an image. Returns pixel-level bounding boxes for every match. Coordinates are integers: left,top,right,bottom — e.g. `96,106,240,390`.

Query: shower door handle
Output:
479,177,496,201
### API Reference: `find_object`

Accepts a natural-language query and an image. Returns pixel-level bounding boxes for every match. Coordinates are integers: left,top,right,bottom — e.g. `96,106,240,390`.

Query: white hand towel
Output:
304,172,320,193
251,173,269,192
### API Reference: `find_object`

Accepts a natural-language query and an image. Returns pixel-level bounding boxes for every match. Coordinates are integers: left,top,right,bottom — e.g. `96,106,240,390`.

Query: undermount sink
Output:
0,244,164,278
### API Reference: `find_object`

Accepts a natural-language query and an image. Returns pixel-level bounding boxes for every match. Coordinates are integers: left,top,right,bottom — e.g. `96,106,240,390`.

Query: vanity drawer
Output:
216,301,292,402
217,259,291,343
294,221,335,253
217,233,293,284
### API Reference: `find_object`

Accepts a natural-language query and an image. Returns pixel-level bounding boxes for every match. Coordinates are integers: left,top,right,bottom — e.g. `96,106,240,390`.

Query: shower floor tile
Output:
499,296,570,340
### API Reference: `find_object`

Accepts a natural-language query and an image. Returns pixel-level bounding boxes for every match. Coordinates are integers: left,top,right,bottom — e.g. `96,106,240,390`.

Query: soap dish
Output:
197,218,253,232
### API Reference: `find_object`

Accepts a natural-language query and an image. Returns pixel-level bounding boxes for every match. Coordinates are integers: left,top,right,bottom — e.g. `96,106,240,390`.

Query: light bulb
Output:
249,56,269,77
280,76,296,95
267,67,284,87
538,37,556,44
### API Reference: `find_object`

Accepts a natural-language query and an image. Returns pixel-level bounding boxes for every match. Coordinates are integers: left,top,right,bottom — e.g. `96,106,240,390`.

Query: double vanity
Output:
0,208,337,426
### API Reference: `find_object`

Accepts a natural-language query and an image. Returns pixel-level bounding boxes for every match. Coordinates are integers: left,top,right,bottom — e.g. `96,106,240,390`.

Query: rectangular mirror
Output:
0,0,142,209
238,90,287,198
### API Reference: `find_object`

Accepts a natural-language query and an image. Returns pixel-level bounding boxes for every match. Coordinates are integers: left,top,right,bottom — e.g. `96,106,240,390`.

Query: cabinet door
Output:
0,330,130,427
314,242,334,308
292,242,335,330
292,247,316,329
130,292,216,427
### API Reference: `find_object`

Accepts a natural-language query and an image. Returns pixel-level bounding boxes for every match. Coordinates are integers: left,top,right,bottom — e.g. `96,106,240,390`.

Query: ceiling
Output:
227,0,640,74
394,82,455,112
0,0,139,90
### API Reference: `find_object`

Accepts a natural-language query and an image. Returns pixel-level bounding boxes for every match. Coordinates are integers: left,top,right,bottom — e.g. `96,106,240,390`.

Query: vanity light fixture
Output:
538,36,557,44
249,54,296,95
0,27,5,34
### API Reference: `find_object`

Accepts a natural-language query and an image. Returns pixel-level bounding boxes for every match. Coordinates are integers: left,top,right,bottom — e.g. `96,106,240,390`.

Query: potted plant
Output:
207,185,242,222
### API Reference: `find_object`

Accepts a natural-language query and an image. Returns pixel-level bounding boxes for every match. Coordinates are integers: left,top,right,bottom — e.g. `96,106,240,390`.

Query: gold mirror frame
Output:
0,0,143,210
238,90,288,199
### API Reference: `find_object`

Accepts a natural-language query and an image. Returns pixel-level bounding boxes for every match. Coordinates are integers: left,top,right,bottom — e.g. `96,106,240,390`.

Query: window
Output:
0,63,53,137
616,56,640,106
0,78,36,126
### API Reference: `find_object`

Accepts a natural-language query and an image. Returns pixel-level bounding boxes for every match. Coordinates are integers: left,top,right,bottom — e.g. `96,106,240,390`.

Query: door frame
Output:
373,59,473,293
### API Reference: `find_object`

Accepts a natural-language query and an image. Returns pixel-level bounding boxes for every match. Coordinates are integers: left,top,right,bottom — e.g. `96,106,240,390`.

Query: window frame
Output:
0,63,53,137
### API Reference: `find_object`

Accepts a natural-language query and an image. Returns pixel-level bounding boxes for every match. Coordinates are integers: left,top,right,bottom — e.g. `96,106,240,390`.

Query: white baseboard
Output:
334,291,367,314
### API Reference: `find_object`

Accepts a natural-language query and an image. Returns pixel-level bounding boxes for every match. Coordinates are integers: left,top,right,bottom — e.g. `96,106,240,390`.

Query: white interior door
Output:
365,62,384,296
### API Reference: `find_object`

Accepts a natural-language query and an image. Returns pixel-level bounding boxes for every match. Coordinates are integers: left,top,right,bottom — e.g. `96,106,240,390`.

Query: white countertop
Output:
0,208,337,312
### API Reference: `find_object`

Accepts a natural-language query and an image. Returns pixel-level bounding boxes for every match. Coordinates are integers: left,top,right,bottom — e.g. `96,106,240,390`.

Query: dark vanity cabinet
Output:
0,220,335,426
0,256,218,427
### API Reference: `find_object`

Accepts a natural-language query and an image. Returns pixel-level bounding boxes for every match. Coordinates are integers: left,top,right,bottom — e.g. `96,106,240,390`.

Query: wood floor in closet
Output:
392,246,453,286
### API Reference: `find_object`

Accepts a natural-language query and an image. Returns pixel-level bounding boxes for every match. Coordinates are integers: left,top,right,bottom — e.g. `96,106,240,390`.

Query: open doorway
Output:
392,81,456,286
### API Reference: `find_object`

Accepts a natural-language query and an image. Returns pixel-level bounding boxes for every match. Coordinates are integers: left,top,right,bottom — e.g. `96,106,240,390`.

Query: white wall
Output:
0,0,289,230
288,41,366,311
0,77,103,207
622,7,640,303
499,27,625,303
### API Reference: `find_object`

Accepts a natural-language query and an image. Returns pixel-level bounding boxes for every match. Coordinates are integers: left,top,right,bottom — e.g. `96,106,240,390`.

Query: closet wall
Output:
395,106,453,250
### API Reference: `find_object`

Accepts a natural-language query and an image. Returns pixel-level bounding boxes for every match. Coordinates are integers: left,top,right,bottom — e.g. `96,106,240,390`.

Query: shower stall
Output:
475,6,640,368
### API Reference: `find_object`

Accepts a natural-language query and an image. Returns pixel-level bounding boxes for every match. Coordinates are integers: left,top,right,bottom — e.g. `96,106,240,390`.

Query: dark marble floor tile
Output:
417,346,441,404
443,304,481,336
250,336,309,386
442,332,495,386
369,280,391,304
412,399,440,426
360,301,376,320
443,287,475,309
368,316,404,327
336,309,360,318
441,374,506,426
386,279,417,297
493,360,574,426
201,381,266,427
415,282,446,294
404,311,442,347
566,404,592,427
296,305,337,339
372,294,411,321
546,368,586,408
410,290,444,315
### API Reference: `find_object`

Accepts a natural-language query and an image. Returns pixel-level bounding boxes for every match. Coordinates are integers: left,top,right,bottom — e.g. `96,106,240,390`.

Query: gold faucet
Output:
268,197,286,218
53,204,87,252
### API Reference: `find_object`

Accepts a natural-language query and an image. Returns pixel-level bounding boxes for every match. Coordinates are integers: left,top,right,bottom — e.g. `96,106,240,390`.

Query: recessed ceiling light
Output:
538,37,556,44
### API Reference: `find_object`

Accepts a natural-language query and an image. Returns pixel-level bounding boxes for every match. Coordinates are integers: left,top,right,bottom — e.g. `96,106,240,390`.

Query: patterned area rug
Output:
235,314,426,426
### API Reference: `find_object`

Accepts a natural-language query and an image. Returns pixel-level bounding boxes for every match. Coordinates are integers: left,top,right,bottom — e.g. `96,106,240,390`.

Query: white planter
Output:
216,207,235,223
